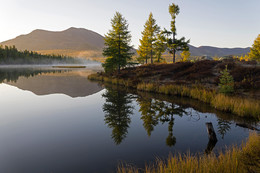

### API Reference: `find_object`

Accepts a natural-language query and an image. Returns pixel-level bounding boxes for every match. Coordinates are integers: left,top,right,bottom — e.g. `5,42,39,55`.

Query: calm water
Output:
0,67,259,173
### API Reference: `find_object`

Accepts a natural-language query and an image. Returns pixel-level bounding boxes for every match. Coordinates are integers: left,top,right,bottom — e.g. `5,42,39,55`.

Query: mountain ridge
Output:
0,27,250,58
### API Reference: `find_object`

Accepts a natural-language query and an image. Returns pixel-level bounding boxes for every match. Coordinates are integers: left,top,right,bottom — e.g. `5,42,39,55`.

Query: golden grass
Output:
137,82,260,120
118,132,260,173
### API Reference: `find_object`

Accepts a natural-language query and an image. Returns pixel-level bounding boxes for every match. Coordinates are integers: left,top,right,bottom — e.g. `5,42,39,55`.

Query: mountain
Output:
188,45,250,57
0,27,105,58
0,27,250,58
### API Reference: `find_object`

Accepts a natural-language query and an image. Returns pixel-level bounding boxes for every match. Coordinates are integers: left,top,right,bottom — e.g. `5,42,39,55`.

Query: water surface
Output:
0,67,258,173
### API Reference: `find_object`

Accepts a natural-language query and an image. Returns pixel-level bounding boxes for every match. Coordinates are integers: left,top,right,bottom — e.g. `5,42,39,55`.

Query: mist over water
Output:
0,58,102,69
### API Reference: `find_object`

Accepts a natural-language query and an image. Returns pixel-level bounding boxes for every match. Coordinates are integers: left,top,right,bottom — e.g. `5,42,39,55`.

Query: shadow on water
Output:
102,84,259,154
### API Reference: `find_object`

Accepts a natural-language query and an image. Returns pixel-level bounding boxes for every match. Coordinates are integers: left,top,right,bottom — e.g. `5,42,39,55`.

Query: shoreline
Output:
88,61,260,120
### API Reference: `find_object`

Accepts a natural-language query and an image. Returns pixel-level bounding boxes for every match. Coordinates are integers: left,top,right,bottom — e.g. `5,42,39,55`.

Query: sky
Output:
1,0,259,48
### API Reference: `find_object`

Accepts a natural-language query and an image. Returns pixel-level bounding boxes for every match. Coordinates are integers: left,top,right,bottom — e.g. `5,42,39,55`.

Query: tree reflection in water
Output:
102,87,256,149
102,86,134,145
0,68,65,83
217,118,231,139
137,96,187,147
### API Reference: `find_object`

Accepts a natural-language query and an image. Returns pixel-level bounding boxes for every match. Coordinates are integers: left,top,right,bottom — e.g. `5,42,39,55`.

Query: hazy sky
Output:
1,0,259,48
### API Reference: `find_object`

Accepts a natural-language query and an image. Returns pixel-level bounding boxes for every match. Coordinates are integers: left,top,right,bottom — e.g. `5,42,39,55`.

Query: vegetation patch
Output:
118,132,260,173
88,60,260,120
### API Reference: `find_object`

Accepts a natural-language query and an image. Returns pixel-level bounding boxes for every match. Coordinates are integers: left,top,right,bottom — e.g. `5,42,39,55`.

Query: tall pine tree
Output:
165,3,189,63
103,12,133,73
138,13,160,64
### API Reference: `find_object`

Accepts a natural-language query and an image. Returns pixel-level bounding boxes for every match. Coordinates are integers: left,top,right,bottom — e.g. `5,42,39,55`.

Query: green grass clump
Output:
118,132,260,173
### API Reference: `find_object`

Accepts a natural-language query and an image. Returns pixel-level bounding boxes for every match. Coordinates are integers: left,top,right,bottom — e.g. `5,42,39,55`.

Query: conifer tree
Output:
137,34,149,64
219,65,234,94
103,12,133,73
249,34,260,61
154,31,166,62
138,13,160,64
165,3,189,63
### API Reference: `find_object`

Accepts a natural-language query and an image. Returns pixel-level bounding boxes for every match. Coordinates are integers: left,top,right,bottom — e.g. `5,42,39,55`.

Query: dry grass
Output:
118,132,260,173
137,82,260,120
88,72,260,120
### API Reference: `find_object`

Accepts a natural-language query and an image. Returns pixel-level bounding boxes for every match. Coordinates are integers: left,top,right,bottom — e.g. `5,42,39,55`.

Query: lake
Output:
0,66,258,173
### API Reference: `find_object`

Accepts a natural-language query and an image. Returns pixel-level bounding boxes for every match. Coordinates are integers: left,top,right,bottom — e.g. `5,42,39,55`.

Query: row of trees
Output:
102,3,190,73
138,4,189,64
0,45,77,64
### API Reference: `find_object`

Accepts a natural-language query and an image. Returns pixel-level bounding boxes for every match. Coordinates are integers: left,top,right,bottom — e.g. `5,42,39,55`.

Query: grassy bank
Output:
118,132,260,173
88,73,260,120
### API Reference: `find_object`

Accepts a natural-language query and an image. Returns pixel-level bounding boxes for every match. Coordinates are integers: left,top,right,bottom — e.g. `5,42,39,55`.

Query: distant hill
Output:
188,45,250,57
0,27,250,58
0,27,105,58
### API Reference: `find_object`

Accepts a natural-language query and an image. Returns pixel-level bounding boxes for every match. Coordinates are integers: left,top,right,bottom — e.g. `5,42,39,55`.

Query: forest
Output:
0,45,77,65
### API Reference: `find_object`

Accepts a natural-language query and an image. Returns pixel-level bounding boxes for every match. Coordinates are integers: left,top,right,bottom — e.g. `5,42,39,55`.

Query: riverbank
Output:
88,60,260,120
118,132,260,173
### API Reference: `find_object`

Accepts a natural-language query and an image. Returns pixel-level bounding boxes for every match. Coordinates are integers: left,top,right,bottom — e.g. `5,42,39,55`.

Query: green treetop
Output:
102,12,133,73
138,12,160,64
249,34,260,61
165,3,189,63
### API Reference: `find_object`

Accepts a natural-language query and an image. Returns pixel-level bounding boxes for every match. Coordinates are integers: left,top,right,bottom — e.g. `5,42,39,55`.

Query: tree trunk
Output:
206,122,217,141
151,50,153,64
173,49,176,63
118,33,121,74
205,122,218,154
118,65,120,74
173,32,176,63
145,56,147,64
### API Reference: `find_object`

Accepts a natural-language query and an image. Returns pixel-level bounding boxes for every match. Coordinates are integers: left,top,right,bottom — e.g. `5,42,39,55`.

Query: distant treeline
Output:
0,45,78,64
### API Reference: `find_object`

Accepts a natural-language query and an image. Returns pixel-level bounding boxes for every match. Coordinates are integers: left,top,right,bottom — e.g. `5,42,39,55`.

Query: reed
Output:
118,132,260,173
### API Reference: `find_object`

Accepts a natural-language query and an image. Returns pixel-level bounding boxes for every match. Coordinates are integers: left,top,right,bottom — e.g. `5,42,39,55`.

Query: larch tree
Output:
154,31,166,62
138,12,160,64
165,3,189,63
102,12,133,73
249,34,260,61
137,34,149,64
180,50,191,62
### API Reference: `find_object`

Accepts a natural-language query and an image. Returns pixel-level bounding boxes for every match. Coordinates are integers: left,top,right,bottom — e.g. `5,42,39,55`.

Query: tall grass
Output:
88,74,260,120
118,132,260,173
138,82,260,120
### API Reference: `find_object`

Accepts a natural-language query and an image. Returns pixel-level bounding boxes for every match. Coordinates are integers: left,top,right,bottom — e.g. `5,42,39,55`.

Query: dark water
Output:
0,67,258,173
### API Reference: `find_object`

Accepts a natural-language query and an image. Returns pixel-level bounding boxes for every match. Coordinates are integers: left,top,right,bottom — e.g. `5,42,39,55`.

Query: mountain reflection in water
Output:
1,67,103,97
